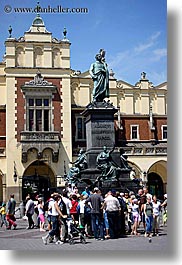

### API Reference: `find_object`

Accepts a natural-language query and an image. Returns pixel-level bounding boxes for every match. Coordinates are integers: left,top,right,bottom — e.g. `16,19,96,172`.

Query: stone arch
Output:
34,46,43,67
127,160,142,179
147,160,167,184
22,159,56,201
147,160,167,198
16,46,24,67
52,47,60,68
71,82,79,105
27,148,39,161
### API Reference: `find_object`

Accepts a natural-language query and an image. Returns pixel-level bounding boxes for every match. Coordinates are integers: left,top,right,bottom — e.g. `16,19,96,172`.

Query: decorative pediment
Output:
24,71,53,86
116,80,133,89
52,37,60,43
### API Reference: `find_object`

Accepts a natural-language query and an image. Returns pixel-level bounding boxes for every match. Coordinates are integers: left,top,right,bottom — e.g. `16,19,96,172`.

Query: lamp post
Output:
143,171,147,187
13,161,18,183
56,175,63,185
13,172,17,183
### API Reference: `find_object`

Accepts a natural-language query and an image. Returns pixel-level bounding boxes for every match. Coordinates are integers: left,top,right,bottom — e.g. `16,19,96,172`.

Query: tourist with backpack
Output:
144,196,153,241
42,194,67,245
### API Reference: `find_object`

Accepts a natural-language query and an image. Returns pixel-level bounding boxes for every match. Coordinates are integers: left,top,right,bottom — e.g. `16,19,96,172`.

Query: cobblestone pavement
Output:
0,216,168,251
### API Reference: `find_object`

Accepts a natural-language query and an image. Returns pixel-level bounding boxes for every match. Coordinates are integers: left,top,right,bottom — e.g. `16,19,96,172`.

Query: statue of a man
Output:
89,49,109,102
96,146,118,179
67,149,87,183
70,148,87,171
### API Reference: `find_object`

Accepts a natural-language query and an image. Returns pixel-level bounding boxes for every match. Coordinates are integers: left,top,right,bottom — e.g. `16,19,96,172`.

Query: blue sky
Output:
0,0,167,85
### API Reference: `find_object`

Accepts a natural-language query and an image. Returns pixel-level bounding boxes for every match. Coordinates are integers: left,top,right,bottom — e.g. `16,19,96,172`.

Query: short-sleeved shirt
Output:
104,195,120,212
152,201,161,216
85,193,104,214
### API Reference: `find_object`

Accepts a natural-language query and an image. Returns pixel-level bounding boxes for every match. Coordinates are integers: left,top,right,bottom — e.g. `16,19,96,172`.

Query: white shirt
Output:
62,197,72,215
152,201,161,216
50,201,59,216
38,204,44,215
48,198,54,215
79,199,86,214
104,195,120,212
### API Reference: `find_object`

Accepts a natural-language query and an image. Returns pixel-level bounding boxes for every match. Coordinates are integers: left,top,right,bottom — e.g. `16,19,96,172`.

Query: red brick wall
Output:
0,108,6,147
154,118,167,140
123,117,150,140
15,78,27,141
116,116,167,142
15,77,62,142
47,78,62,134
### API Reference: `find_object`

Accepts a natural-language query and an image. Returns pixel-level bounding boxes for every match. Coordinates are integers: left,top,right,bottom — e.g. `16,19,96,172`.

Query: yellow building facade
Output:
0,15,167,203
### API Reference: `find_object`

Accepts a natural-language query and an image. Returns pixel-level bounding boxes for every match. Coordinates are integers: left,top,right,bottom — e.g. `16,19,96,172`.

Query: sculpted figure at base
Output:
67,149,87,183
70,148,87,171
96,146,119,180
120,149,132,171
89,49,109,102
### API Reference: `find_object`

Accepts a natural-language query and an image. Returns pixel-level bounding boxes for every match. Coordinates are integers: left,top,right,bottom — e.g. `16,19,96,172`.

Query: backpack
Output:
58,198,67,215
76,204,80,214
118,197,127,212
43,200,49,212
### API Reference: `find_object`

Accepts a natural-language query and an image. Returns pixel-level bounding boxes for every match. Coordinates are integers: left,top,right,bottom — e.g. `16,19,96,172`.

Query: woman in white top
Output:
129,198,140,235
37,198,45,232
152,195,161,236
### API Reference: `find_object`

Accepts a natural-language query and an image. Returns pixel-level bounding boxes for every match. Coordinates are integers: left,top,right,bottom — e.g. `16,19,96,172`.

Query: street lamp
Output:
13,161,18,183
63,160,67,180
143,171,147,187
56,175,63,185
13,171,18,183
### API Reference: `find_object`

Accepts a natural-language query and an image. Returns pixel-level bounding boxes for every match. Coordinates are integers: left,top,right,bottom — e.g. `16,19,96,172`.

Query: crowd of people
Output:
0,185,167,245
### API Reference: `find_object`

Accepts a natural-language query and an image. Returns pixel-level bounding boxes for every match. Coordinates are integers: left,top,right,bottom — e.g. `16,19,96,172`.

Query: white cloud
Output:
108,51,129,70
107,31,166,84
147,71,167,84
134,31,161,53
152,48,167,61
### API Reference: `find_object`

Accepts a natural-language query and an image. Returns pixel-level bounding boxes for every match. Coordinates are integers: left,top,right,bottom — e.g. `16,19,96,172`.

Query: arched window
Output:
52,48,60,68
34,47,43,67
16,47,24,67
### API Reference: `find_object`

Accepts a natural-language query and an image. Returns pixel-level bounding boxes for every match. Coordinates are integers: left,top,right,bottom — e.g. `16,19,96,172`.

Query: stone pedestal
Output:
77,100,141,193
82,101,120,168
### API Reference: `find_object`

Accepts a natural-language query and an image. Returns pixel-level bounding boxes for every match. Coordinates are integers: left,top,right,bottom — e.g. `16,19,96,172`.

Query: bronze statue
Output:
67,149,87,183
70,148,87,171
89,49,109,102
96,146,118,180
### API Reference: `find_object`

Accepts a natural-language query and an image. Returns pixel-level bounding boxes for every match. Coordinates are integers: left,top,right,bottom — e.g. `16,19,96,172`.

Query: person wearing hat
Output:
0,202,8,228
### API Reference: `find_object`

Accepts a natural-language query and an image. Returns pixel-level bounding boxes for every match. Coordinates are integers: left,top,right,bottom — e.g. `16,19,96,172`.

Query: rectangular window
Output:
44,110,49,131
36,99,42,106
130,125,139,140
76,116,86,140
29,98,34,106
29,110,34,131
162,125,167,140
44,99,49,106
26,97,51,131
36,110,42,131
